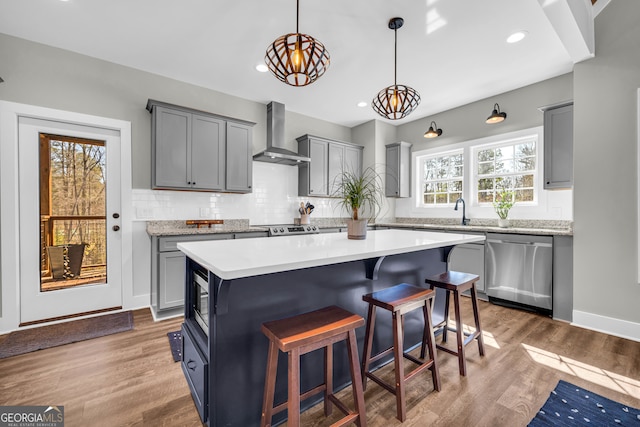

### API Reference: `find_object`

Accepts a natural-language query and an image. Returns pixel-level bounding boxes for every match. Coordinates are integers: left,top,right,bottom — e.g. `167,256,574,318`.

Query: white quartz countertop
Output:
177,229,485,280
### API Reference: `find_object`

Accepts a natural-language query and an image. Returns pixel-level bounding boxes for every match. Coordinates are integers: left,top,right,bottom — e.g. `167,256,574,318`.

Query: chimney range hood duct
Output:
253,101,310,165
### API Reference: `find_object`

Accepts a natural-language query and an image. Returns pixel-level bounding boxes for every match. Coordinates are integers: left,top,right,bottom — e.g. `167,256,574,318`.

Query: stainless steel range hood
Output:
253,101,310,165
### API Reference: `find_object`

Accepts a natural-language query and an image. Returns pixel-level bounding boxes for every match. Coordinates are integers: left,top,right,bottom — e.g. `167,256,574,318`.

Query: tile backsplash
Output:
132,162,346,224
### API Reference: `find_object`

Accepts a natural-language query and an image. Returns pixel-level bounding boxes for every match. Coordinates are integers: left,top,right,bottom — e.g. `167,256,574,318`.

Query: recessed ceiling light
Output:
357,101,367,108
507,31,528,44
255,64,268,73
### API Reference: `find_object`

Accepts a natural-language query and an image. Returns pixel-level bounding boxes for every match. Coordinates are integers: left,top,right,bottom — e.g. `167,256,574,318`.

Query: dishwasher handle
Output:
486,238,552,247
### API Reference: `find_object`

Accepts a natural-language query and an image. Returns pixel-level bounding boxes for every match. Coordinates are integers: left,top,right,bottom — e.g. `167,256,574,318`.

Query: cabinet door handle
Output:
112,225,120,231
187,360,197,371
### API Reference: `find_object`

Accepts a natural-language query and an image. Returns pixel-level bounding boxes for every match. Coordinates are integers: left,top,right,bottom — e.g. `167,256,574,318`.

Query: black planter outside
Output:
47,243,87,279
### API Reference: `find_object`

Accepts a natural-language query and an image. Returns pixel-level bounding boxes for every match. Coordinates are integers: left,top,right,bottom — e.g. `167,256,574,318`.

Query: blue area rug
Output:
529,380,640,426
167,330,182,362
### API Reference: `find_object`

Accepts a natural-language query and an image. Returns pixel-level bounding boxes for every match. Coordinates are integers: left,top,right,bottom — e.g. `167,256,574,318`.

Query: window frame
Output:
410,126,546,216
416,148,465,208
471,135,539,207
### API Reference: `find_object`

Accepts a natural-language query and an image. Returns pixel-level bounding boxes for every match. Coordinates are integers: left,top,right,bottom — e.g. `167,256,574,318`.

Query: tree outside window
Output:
475,139,536,204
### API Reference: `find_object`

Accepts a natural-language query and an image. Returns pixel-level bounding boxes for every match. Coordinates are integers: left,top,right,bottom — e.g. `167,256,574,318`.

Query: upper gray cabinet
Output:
328,142,363,194
385,142,412,197
543,103,573,189
225,121,253,192
297,134,363,197
147,99,254,193
298,135,329,196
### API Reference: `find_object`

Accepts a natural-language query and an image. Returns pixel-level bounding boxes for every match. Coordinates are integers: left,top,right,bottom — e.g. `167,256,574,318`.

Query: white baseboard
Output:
124,294,150,312
572,310,640,342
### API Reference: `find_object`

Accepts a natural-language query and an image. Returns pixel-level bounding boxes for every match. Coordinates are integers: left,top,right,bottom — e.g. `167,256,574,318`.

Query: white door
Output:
18,117,123,324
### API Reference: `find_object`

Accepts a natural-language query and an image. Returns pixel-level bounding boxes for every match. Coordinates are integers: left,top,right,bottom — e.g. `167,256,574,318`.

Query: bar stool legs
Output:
260,305,366,427
425,271,485,377
361,283,440,422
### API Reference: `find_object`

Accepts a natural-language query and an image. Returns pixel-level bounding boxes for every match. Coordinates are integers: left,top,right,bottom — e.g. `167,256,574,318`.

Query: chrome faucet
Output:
454,197,469,225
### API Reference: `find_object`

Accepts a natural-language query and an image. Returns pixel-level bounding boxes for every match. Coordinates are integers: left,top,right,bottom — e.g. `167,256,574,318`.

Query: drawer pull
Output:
187,360,197,371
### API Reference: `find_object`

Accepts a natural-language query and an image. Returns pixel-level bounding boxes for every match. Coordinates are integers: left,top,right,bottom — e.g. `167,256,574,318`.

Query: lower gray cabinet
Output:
158,251,187,310
449,242,485,293
151,233,234,317
151,231,269,316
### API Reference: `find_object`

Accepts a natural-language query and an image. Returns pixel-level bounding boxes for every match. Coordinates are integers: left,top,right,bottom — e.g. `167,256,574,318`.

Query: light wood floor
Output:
0,300,638,427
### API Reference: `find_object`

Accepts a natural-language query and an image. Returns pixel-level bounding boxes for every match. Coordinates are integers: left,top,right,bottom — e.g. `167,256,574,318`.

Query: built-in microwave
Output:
193,269,209,336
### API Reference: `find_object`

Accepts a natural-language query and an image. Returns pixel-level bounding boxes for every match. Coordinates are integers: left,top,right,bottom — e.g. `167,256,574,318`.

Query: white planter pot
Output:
347,219,368,240
498,218,510,228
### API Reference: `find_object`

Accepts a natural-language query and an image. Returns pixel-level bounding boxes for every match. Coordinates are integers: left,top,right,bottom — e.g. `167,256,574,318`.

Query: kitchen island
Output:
177,229,485,426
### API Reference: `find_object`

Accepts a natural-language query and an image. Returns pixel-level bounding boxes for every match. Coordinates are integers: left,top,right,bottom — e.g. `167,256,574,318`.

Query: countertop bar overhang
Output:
177,229,486,280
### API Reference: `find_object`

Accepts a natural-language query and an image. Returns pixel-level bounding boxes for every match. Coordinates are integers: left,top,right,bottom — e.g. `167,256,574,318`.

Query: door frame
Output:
0,101,134,333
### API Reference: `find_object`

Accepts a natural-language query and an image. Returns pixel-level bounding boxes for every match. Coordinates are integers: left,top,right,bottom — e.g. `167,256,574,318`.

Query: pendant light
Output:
265,0,330,86
424,121,443,138
372,17,420,120
486,103,507,124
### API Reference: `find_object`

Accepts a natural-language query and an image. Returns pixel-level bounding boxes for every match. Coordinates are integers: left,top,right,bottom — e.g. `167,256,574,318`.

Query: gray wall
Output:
573,1,640,324
396,73,573,150
0,33,350,190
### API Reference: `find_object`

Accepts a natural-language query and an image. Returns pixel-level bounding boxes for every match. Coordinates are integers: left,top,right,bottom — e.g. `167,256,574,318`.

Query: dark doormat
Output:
529,380,640,426
167,330,182,362
0,311,134,359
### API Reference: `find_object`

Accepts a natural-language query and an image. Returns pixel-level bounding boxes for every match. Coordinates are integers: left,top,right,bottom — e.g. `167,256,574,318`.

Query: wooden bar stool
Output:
260,305,367,427
425,271,485,377
360,283,440,422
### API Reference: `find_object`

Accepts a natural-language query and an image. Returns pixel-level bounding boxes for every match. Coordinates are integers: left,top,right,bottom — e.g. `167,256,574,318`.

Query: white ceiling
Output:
0,0,593,127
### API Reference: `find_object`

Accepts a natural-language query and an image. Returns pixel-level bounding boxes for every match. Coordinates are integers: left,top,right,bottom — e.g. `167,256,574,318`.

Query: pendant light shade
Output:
486,103,507,124
372,17,420,120
265,0,330,87
424,121,443,138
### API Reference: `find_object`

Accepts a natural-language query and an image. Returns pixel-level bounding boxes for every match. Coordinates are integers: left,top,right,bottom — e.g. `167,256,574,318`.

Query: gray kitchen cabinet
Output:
151,233,233,318
151,231,269,317
552,235,573,322
449,241,486,293
298,134,363,197
158,251,187,310
225,121,253,192
191,114,225,190
385,142,412,198
298,136,329,196
543,103,573,189
328,142,363,194
147,99,254,193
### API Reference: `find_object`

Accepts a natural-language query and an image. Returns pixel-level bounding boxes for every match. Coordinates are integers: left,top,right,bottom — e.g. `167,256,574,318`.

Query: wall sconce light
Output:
486,103,507,124
423,121,443,138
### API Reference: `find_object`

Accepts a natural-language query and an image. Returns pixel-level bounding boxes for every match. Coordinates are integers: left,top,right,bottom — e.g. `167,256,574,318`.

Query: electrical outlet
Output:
199,208,211,218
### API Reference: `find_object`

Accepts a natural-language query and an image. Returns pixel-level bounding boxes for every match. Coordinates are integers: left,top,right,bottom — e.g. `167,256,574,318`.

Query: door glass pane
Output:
40,134,107,291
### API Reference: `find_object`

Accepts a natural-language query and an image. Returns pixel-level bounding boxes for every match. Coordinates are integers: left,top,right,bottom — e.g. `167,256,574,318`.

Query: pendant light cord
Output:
296,0,299,34
394,26,397,86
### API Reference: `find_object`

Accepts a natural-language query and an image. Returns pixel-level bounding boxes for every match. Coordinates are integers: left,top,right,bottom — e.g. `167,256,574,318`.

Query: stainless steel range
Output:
268,224,320,236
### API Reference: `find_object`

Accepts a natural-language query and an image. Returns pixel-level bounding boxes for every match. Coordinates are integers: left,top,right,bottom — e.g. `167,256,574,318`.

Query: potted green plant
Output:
493,190,515,228
332,166,384,240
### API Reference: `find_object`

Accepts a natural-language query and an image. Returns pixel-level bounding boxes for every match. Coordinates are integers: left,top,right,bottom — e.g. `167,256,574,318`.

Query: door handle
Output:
187,360,197,371
113,225,120,231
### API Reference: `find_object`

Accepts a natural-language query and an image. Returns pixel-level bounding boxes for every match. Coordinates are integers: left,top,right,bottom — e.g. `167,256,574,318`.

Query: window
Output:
474,137,537,204
419,150,463,206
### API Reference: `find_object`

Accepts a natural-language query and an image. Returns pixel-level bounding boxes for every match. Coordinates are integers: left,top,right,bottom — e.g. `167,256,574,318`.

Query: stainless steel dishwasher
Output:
485,233,553,314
